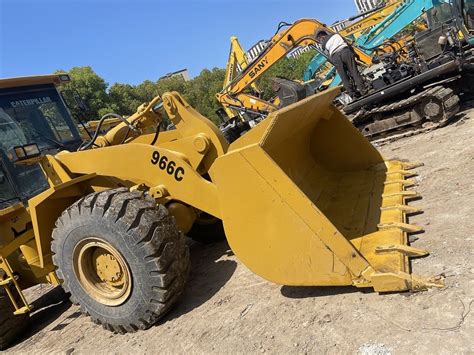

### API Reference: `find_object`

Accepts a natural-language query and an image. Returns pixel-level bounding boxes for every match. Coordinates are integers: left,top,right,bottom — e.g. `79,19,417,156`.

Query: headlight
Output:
13,146,27,159
23,143,40,157
9,143,41,163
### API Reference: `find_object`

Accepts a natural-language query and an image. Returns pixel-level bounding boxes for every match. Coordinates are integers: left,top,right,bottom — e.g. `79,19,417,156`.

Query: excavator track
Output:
349,85,460,140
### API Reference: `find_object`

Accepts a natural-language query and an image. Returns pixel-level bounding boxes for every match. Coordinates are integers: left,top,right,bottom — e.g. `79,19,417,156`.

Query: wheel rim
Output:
73,238,132,306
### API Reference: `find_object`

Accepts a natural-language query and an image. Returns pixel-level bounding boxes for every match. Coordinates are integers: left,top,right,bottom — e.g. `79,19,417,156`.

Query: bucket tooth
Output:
385,160,423,170
382,190,420,199
386,170,418,177
411,274,445,291
384,179,417,187
375,244,429,257
380,204,423,215
401,162,424,170
377,222,424,233
370,272,445,292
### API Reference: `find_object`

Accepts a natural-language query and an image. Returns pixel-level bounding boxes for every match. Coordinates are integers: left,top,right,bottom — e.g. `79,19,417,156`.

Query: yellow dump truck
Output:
0,86,442,347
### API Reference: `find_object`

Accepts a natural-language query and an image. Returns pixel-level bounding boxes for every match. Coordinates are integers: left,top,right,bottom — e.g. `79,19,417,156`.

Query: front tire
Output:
51,188,189,333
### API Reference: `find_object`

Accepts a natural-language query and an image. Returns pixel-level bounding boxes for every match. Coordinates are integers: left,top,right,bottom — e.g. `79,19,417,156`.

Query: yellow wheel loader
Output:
0,86,442,344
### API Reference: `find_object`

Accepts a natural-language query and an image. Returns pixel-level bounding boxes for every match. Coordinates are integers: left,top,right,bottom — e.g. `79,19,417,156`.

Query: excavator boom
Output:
338,0,401,39
222,37,262,117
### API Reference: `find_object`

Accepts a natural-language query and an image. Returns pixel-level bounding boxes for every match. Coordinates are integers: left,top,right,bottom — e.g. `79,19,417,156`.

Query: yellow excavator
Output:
218,3,428,119
0,84,442,347
222,36,262,118
216,19,373,116
220,1,404,118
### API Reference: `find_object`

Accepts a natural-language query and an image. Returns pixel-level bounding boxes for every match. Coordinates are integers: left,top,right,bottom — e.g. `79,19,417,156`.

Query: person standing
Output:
316,30,366,98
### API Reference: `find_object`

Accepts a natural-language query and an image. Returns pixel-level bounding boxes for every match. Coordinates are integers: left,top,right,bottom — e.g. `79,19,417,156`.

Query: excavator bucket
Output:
210,87,443,292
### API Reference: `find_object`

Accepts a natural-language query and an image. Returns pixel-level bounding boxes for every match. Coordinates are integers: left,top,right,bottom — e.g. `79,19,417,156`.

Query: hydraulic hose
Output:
78,113,137,151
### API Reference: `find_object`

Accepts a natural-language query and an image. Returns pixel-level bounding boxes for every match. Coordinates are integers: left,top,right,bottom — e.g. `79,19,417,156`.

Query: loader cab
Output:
0,75,83,208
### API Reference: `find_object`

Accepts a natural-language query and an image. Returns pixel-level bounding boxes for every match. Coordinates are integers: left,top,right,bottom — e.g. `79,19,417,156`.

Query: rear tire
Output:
52,188,189,333
0,287,30,349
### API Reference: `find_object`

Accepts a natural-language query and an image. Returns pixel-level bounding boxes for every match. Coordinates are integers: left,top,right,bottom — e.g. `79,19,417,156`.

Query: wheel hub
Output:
94,250,125,286
73,238,132,306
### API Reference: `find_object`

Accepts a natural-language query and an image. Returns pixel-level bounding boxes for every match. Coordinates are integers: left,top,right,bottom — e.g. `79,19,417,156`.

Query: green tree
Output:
56,52,313,127
108,83,143,116
184,68,225,124
135,80,159,103
55,66,115,121
155,77,189,96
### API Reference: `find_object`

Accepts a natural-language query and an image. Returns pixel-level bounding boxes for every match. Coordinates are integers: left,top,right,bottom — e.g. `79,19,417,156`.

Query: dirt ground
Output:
10,107,474,354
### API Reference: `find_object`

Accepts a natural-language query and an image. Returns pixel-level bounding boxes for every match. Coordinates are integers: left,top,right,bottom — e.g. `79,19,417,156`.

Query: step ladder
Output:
0,255,31,315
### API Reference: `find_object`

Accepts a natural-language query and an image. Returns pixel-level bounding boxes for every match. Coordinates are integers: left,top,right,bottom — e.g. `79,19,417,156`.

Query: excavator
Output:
217,0,473,139
218,36,270,140
343,0,474,138
220,37,265,119
216,19,373,117
305,0,469,88
216,3,429,120
0,83,443,347
220,1,403,120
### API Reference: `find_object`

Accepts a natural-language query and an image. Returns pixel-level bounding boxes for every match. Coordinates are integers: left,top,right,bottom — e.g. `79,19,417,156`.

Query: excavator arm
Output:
217,19,373,114
223,37,261,117
357,0,437,49
223,37,260,91
338,0,401,39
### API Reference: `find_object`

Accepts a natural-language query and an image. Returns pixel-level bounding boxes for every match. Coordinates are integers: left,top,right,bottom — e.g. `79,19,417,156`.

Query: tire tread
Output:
51,188,189,333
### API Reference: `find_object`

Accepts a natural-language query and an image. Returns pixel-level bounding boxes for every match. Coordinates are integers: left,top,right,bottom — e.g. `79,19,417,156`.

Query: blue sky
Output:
0,0,357,85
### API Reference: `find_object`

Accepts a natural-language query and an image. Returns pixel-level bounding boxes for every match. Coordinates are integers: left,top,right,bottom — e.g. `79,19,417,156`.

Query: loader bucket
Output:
210,88,442,293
